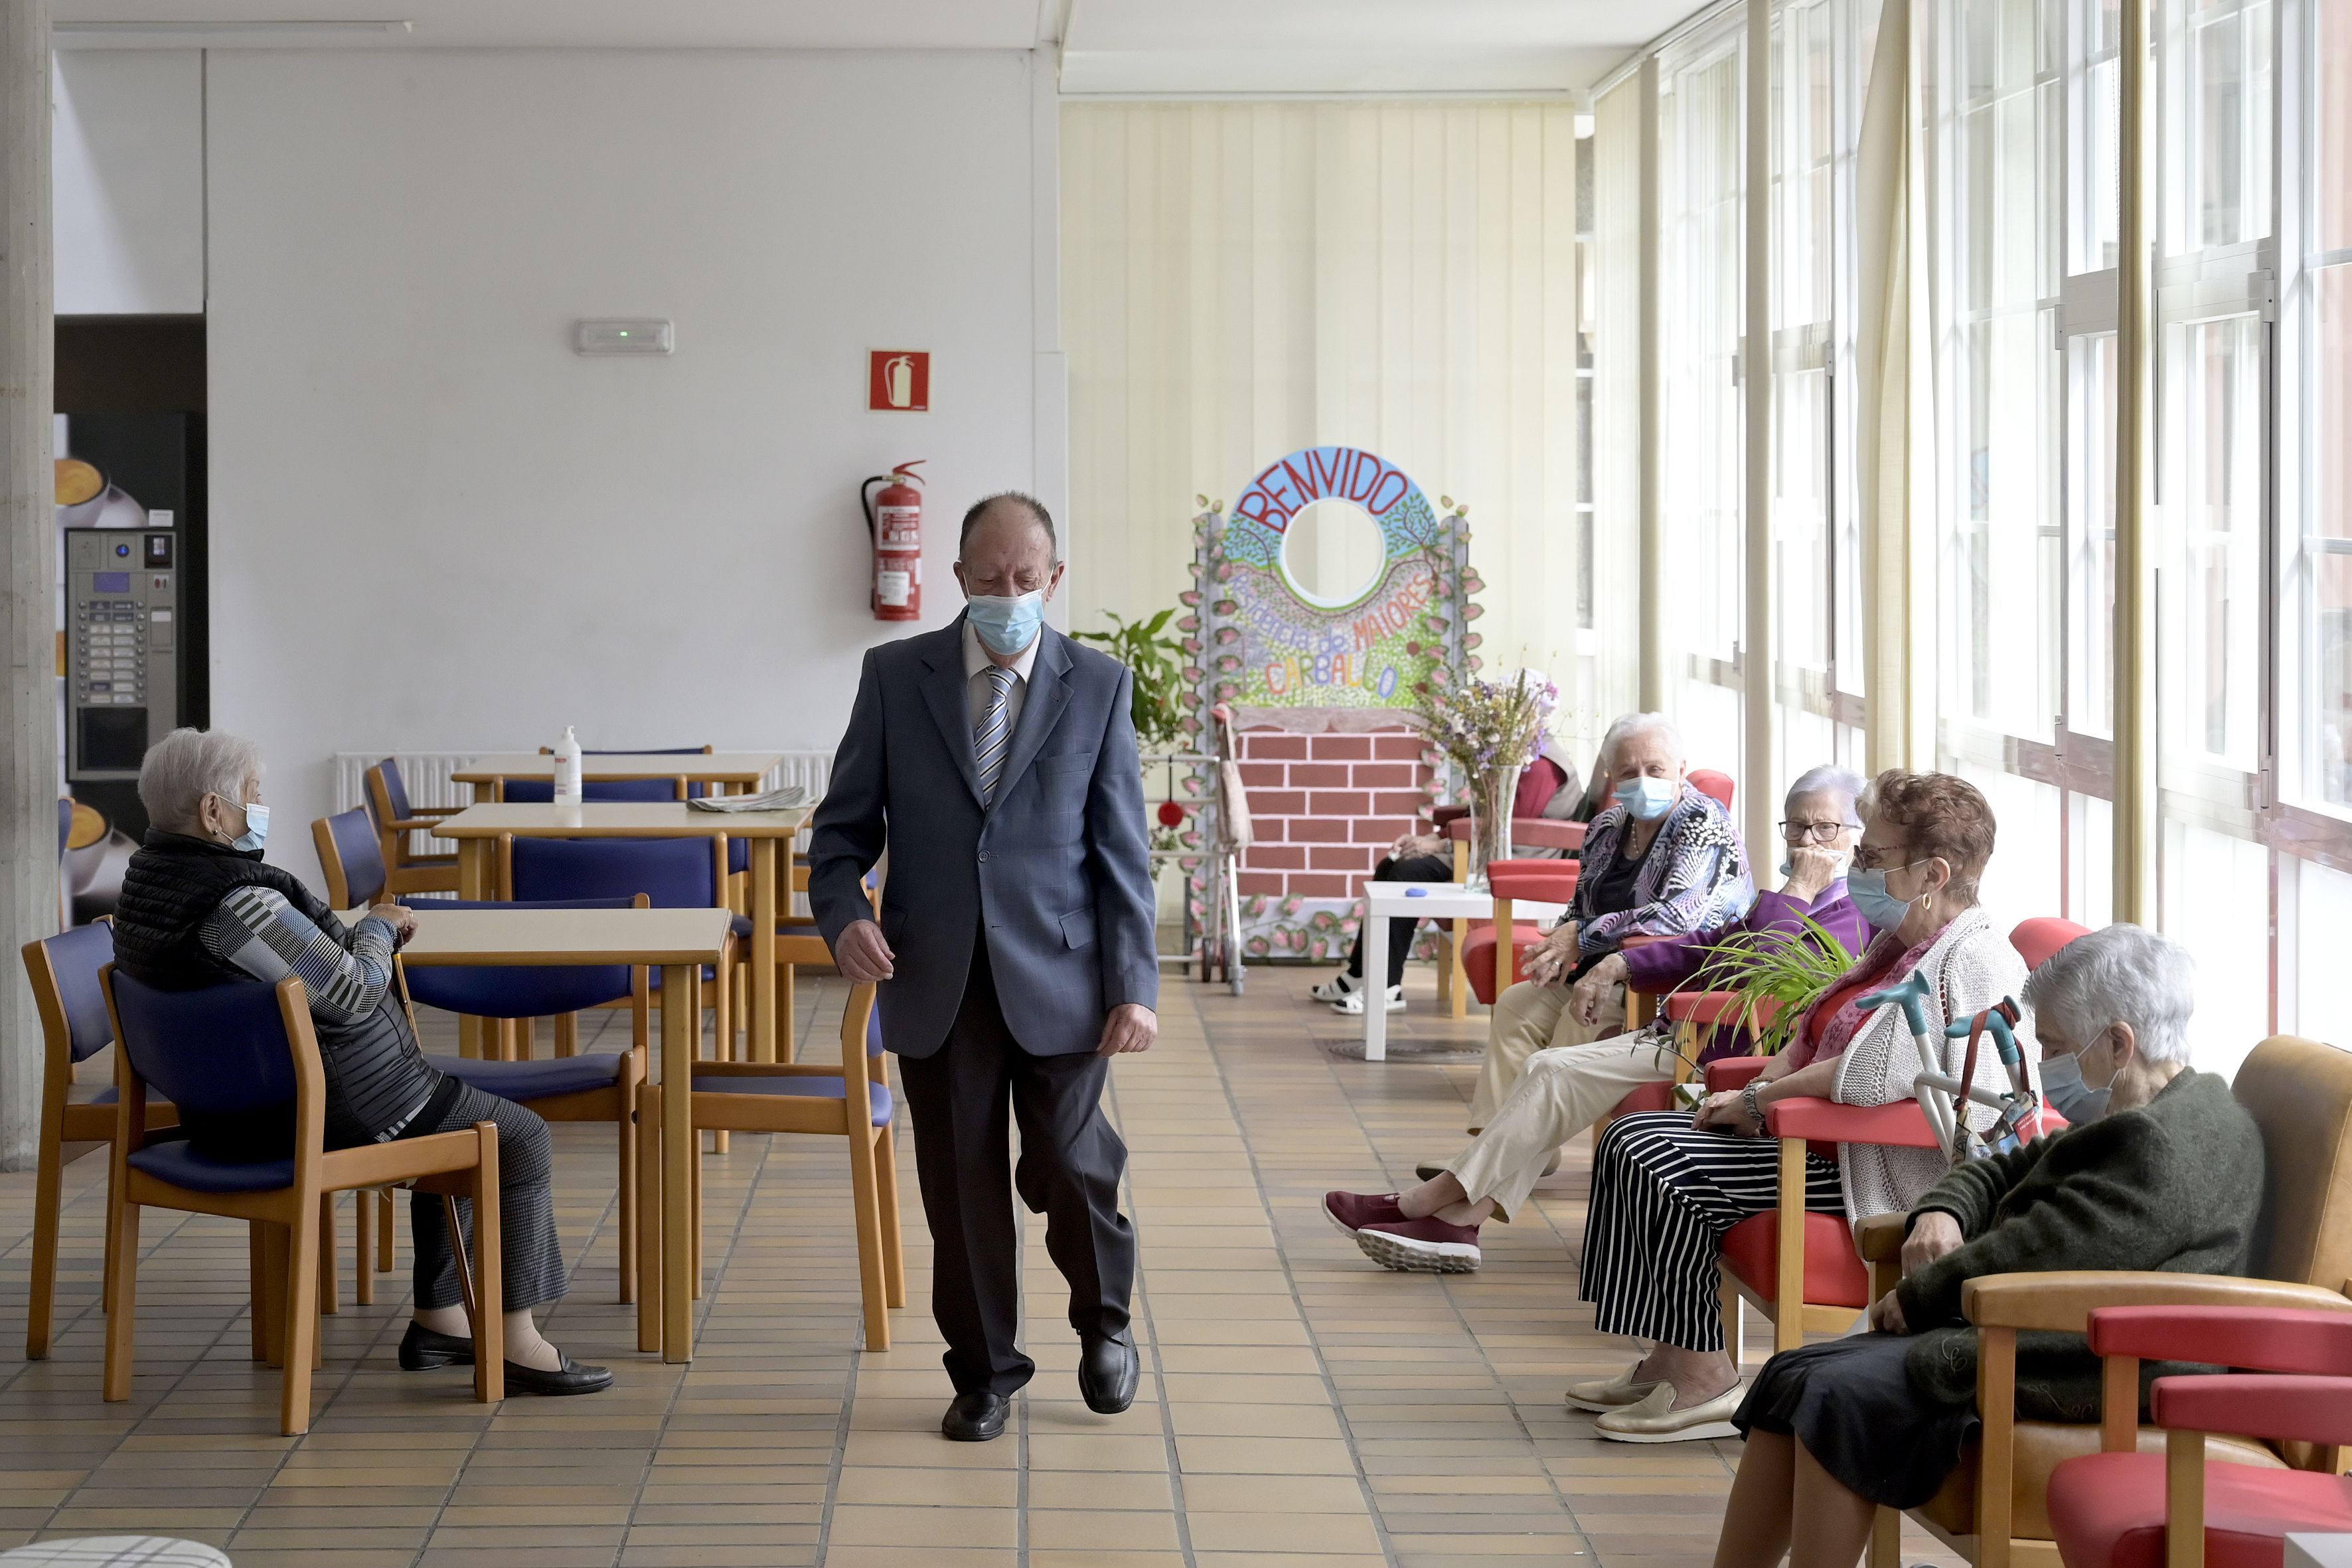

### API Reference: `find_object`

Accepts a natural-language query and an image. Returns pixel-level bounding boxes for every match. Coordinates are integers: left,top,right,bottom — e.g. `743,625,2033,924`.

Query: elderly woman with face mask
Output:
1322,765,1867,1274
108,728,611,1397
1710,923,2262,1568
1456,713,1755,1133
1562,770,2032,1443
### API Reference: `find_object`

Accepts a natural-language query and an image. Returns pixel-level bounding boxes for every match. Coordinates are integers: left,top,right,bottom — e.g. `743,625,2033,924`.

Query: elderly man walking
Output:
810,492,1160,1443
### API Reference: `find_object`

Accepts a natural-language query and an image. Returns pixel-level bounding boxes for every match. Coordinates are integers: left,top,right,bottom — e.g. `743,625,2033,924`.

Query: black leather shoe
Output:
398,1322,476,1370
1079,1334,1138,1415
502,1356,614,1396
942,1391,1010,1442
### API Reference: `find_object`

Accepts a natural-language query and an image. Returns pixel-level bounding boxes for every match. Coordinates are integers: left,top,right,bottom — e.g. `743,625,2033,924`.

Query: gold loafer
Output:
1561,1364,1663,1413
1592,1380,1744,1443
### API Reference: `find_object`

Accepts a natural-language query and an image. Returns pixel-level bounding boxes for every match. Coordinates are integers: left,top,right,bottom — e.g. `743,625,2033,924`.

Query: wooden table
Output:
430,801,811,1061
380,903,733,1363
452,751,786,798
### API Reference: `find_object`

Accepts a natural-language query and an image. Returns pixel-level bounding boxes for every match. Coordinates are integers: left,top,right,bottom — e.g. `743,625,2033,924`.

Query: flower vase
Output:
1466,768,1516,888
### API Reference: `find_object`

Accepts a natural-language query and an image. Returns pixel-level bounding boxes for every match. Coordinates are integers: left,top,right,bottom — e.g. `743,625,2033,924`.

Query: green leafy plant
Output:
1072,607,1189,753
1685,913,1863,1058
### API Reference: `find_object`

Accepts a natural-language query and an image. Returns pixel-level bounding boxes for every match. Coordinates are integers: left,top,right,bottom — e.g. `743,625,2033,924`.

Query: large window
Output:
1660,29,1751,775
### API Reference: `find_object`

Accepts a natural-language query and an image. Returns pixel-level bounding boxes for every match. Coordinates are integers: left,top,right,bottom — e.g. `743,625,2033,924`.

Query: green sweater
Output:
1894,1068,2265,1421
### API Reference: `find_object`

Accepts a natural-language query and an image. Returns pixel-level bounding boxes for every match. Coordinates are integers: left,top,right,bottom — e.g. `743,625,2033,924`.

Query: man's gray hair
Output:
2021,922,2196,1069
139,728,264,836
958,491,1059,560
1784,765,1867,823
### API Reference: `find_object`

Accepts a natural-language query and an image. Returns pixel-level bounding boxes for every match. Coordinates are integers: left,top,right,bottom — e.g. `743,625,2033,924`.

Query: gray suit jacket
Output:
809,616,1160,1059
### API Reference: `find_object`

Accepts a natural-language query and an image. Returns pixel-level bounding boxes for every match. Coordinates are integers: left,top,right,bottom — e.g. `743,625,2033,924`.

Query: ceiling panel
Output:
52,0,1044,50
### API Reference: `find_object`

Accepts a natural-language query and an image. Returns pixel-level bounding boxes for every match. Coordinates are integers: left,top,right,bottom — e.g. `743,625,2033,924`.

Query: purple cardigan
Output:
1616,882,1870,998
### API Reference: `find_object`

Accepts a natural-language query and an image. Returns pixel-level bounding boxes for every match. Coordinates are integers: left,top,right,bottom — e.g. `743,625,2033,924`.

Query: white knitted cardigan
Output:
1828,905,2037,1230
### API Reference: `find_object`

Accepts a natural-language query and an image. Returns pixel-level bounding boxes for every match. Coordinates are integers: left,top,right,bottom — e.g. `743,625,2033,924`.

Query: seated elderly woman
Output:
108,728,610,1396
1312,686,1604,1017
1563,769,2031,1443
1455,712,1756,1134
1713,923,2258,1568
1322,764,1869,1272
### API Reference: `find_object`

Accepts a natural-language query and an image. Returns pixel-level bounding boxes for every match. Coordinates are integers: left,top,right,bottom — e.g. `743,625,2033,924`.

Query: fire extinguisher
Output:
860,461,925,622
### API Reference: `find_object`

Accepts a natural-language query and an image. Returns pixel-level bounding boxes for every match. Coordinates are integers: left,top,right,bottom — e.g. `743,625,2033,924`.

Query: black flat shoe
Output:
942,1390,1010,1442
1079,1333,1138,1415
502,1356,613,1396
398,1322,476,1370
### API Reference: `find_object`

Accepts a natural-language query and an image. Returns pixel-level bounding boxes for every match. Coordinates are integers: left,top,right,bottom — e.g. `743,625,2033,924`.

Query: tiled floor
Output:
0,965,1969,1567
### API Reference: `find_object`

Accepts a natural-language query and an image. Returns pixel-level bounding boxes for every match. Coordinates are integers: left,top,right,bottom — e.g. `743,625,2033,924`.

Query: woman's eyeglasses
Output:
1777,821,1858,844
1849,845,1926,872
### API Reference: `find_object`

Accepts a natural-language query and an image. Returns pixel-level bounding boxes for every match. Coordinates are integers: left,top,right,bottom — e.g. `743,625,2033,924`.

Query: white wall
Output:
184,47,1048,885
53,50,205,315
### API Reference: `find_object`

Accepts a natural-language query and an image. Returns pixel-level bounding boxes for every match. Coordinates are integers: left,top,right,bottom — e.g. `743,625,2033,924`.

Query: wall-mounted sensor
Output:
576,320,673,355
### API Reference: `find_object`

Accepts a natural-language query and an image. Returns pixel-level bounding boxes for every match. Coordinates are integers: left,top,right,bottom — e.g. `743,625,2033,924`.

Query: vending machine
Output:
64,527,181,783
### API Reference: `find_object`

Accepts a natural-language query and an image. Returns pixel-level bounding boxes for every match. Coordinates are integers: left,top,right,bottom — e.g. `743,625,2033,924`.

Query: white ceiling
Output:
54,0,1712,96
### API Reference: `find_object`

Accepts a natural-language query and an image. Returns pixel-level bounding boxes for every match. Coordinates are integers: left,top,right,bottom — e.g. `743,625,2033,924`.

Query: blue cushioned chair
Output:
19,923,179,1360
311,808,388,909
364,759,461,898
99,968,507,1433
639,981,902,1350
394,894,650,1301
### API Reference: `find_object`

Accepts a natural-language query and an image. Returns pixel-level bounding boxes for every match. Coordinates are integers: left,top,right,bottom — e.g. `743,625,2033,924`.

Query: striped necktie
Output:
974,665,1017,805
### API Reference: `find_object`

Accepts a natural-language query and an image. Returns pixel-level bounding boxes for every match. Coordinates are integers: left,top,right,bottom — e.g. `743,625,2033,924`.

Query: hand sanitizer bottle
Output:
554,727,584,806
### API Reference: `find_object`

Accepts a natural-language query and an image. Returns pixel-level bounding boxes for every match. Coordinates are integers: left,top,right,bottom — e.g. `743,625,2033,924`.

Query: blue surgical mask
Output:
1613,776,1678,821
2039,1050,2112,1123
231,801,269,855
1845,865,1918,933
967,592,1045,657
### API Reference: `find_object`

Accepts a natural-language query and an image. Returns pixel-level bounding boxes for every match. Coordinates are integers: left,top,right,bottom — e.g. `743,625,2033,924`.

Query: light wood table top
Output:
430,802,811,838
345,905,734,967
453,751,785,785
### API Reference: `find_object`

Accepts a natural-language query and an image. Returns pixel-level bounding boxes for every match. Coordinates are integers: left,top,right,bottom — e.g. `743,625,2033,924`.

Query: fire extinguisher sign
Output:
868,351,930,412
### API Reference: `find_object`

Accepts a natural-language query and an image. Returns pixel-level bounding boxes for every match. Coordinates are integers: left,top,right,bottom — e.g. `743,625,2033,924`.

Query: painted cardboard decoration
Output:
1173,445,1474,961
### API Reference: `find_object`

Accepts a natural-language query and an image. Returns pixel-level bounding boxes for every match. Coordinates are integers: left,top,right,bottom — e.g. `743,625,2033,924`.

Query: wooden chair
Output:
732,858,860,1065
2047,1304,2352,1568
1434,812,1588,1016
391,894,651,1302
19,923,178,1359
100,967,505,1435
313,807,388,908
1855,1036,2352,1568
364,759,461,898
637,980,903,1352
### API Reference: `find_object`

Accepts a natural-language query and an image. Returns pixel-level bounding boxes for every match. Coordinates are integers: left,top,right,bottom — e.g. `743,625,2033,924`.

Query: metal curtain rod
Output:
1589,0,1745,98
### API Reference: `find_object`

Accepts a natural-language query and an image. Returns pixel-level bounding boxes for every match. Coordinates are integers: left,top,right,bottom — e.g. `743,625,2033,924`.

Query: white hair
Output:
1584,710,1676,808
1784,765,1867,823
2021,922,2196,1069
139,728,264,836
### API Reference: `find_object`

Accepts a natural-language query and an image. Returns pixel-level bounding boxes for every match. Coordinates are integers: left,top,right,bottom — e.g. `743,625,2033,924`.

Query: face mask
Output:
1845,865,1919,933
1613,776,1678,821
2039,1049,2112,1123
220,797,269,854
967,592,1045,657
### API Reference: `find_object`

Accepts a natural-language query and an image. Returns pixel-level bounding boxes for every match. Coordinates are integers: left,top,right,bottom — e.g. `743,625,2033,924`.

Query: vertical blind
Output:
1062,102,1623,753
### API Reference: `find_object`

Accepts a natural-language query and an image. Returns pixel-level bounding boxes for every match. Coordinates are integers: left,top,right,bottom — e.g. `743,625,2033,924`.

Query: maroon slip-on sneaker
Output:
1353,1216,1482,1273
1322,1190,1407,1237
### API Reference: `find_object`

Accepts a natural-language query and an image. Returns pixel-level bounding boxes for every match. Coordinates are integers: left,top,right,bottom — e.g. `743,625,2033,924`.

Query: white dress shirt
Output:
962,618,1039,743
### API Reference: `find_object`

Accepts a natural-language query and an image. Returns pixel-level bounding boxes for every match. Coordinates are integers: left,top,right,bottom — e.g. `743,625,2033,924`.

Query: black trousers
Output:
894,937,1136,1396
400,1079,568,1314
1344,852,1454,986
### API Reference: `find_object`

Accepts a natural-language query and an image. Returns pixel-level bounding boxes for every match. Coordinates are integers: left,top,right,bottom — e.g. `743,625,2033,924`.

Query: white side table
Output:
2288,1535,2352,1568
1359,883,1568,1061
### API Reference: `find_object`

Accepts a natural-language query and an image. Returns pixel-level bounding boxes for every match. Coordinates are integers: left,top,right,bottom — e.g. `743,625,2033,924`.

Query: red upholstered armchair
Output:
1425,811,1587,1018
2049,1306,2352,1568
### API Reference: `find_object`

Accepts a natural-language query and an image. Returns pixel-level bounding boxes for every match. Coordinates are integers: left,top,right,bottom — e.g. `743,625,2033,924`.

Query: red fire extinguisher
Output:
860,461,925,622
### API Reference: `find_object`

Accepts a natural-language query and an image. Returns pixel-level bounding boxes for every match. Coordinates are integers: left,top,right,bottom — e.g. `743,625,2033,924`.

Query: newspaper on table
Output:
684,785,811,814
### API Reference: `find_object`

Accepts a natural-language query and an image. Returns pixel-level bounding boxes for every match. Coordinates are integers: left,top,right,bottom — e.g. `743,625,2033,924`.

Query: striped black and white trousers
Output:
402,1080,570,1313
1577,1111,1845,1354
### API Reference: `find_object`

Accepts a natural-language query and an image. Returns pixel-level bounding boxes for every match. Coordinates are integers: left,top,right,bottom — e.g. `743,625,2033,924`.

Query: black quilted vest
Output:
112,832,443,1156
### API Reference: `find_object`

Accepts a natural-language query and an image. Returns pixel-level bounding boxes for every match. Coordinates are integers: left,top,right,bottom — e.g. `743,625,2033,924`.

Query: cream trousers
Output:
1467,978,1623,1130
1447,1034,1682,1221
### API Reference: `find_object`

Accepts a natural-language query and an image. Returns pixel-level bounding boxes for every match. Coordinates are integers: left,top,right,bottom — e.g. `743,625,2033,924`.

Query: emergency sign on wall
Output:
868,351,930,412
